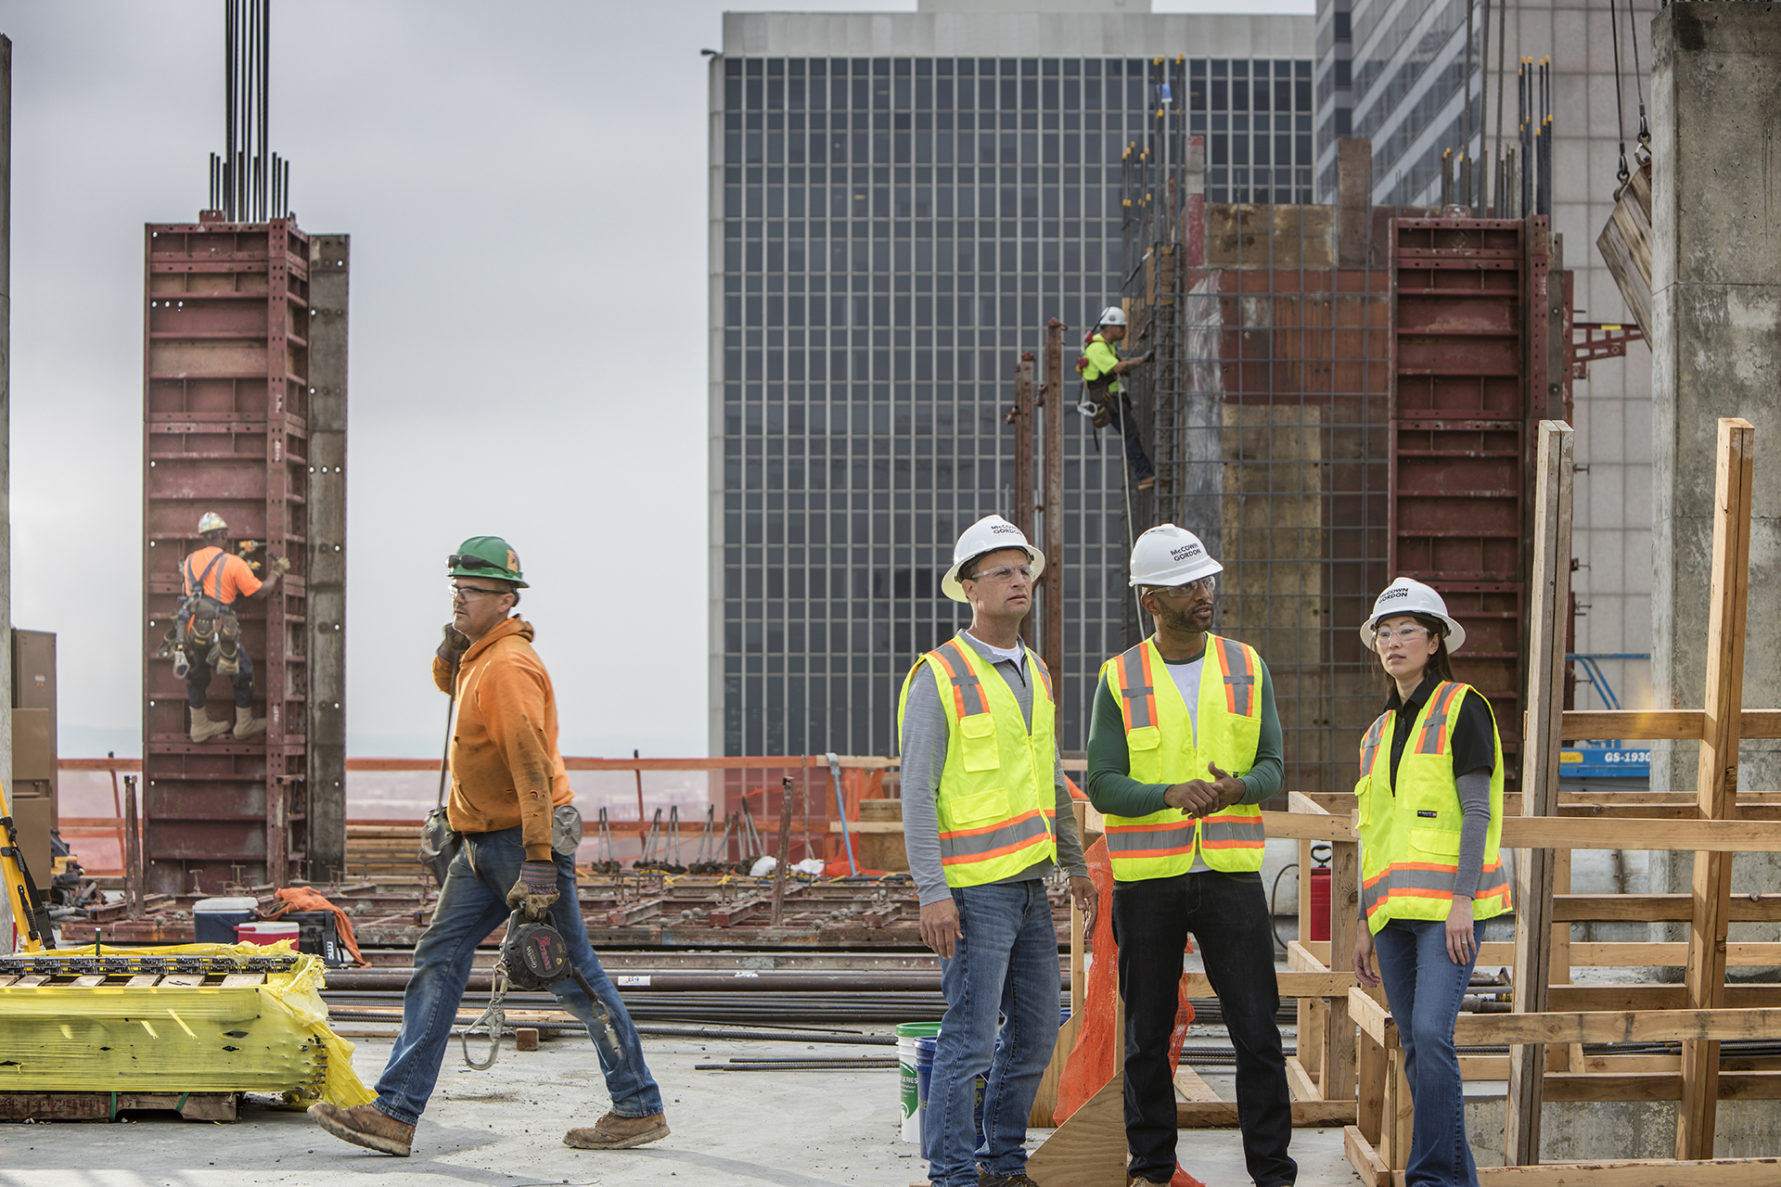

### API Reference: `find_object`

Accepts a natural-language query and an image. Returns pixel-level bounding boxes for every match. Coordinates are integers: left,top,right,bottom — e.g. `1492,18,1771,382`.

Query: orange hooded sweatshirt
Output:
431,617,573,860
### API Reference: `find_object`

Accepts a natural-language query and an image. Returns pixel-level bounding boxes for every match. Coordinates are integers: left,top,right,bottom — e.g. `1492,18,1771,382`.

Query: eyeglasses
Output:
1149,576,1216,597
967,564,1036,583
451,584,509,601
1375,624,1434,643
449,553,510,575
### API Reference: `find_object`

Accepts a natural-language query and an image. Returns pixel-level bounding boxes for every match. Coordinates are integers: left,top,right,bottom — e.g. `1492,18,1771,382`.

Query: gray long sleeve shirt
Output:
899,631,1090,908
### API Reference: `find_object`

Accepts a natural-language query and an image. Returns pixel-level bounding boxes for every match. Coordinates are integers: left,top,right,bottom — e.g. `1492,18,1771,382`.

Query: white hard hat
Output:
941,514,1045,603
198,512,228,535
1361,577,1467,654
1129,524,1222,588
1096,305,1127,328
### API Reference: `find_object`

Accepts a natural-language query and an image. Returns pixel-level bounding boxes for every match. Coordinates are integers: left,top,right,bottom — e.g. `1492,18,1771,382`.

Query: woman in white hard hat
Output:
1351,577,1512,1186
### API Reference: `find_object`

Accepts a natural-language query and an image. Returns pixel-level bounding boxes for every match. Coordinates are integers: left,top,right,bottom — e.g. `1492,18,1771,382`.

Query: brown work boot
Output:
310,1100,414,1156
563,1110,669,1150
980,1172,1040,1187
190,709,230,743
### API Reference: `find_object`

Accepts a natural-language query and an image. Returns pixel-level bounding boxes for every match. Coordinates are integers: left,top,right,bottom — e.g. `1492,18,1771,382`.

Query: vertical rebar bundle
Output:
207,0,289,221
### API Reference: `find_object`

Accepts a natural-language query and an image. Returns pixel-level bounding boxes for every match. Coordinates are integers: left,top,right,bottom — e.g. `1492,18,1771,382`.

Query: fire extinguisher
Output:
1308,842,1333,943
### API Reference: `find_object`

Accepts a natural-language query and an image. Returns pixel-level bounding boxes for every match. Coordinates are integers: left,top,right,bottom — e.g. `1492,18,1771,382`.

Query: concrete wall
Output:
1648,2,1781,906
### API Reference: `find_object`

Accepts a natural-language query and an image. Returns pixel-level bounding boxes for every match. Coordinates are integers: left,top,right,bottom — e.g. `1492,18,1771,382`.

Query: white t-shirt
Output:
1164,654,1203,738
963,631,1026,676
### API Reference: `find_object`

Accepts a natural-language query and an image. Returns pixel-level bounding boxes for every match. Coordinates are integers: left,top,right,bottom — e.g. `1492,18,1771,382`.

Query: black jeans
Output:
1113,393,1155,482
1112,870,1296,1186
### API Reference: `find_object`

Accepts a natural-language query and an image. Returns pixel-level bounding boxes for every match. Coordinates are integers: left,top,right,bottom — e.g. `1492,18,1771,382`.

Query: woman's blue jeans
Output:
923,879,1061,1187
371,827,664,1126
1373,917,1485,1186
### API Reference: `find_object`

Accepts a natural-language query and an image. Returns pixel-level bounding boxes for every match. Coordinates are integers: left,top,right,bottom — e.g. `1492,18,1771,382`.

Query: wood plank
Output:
1570,941,1781,966
1679,419,1755,1162
1257,810,1356,841
1027,1073,1127,1187
1501,816,1781,851
1176,1099,1355,1127
1344,1124,1392,1187
1173,1063,1222,1102
1555,894,1781,923
1546,983,1781,1011
1283,1055,1320,1103
1559,709,1704,741
1323,838,1359,1102
1355,1008,1386,1139
1475,1156,1781,1185
1451,1006,1781,1047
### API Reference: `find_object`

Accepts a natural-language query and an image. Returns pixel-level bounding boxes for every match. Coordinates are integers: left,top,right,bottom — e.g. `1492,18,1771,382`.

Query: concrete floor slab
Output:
0,1033,1363,1186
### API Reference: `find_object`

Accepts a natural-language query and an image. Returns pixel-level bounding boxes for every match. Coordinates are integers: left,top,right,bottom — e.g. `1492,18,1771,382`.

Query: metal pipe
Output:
123,775,141,919
259,0,269,221
225,0,235,219
696,1061,898,1072
1041,317,1064,678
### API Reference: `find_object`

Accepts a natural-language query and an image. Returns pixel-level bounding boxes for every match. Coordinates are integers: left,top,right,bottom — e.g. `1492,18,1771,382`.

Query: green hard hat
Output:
447,535,528,588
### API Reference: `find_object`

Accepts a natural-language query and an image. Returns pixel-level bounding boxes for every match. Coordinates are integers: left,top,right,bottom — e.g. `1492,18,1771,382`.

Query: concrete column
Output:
1649,4,1781,918
306,235,349,880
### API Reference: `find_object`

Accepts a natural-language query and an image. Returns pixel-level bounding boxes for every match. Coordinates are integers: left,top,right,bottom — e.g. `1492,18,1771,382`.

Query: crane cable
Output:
1608,0,1630,184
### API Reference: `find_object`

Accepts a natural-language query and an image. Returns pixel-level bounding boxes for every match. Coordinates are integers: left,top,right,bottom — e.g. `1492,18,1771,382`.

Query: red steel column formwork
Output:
142,214,310,894
1389,216,1565,781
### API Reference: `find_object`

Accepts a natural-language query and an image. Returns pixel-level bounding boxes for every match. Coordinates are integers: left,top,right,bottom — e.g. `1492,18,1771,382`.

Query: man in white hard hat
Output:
1086,524,1296,1187
174,512,290,742
898,513,1096,1187
1079,305,1156,491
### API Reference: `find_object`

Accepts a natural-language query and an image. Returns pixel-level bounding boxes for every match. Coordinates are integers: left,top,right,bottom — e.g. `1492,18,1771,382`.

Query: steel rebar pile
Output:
208,0,291,221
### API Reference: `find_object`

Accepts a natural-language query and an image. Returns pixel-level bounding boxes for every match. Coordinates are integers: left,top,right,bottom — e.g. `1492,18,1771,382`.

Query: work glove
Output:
437,623,471,668
271,556,292,575
506,860,560,919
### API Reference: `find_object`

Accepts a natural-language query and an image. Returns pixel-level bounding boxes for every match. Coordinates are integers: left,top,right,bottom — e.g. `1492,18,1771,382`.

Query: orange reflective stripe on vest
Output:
1415,681,1466,755
1114,642,1158,730
1213,635,1258,716
929,639,990,719
1359,713,1388,778
940,807,1056,867
1103,818,1199,862
1363,857,1513,922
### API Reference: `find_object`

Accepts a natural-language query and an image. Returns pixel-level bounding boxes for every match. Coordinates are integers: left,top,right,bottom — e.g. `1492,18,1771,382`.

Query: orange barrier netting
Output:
1055,835,1207,1187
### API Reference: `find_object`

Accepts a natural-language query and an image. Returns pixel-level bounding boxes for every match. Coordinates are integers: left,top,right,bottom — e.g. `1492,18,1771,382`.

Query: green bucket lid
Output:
895,1020,943,1039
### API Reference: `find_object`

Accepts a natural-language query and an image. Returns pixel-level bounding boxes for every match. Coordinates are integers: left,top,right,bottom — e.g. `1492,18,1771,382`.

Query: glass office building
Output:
709,5,1314,758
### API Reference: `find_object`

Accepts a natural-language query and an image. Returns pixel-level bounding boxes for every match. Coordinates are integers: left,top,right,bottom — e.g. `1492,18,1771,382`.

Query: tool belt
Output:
1083,381,1117,428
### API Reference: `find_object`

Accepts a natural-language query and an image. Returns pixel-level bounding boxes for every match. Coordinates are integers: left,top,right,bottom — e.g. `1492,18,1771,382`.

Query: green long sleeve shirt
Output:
1084,640,1286,817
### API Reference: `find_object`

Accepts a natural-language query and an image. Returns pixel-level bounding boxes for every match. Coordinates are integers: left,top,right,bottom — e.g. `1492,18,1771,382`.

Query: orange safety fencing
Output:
53,754,902,878
1055,835,1206,1187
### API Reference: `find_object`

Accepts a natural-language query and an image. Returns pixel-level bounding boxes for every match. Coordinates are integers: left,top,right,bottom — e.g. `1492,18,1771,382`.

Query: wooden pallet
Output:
0,1091,238,1122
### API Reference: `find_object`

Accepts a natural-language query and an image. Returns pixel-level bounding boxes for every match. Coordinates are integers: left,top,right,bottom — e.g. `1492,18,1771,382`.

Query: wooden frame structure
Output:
1030,419,1781,1185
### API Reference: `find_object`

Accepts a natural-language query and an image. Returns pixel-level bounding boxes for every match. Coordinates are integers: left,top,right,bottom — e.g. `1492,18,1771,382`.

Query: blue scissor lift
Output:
1559,653,1651,779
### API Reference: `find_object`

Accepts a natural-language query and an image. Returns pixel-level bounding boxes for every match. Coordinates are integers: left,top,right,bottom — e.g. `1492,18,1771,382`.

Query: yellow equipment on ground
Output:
0,942,375,1108
0,776,53,952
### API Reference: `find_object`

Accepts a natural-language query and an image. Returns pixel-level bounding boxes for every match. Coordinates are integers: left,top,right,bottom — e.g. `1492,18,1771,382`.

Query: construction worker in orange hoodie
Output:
312,536,667,1158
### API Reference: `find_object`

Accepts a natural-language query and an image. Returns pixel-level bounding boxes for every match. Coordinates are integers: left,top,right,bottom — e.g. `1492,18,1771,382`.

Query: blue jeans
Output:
1112,871,1295,1186
923,879,1060,1187
1373,918,1485,1187
372,827,664,1126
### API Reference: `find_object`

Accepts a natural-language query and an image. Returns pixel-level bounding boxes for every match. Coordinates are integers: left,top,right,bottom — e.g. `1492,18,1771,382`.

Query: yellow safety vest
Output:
1355,681,1512,934
897,636,1058,888
1098,634,1266,880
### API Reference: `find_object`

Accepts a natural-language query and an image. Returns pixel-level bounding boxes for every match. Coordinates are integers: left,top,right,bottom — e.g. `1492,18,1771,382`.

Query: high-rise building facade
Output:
1313,0,1657,709
709,3,1314,758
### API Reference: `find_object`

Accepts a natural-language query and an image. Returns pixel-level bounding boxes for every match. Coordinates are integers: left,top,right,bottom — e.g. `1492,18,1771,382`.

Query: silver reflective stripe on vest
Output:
1117,644,1155,729
939,810,1052,864
1359,714,1388,777
1103,822,1198,856
1199,815,1266,847
1415,683,1464,754
1365,859,1513,918
1216,637,1256,716
937,640,989,717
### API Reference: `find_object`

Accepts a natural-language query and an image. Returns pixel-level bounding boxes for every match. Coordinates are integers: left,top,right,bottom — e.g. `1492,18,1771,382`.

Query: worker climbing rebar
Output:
165,511,289,743
1078,305,1157,492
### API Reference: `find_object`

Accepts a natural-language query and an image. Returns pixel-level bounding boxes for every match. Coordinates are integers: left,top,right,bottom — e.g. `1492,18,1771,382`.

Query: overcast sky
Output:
1,0,1309,761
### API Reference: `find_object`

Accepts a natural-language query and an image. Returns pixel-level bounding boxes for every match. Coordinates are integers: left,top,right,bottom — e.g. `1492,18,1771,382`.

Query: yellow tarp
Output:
0,941,374,1108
